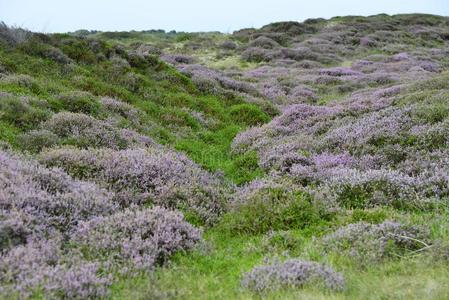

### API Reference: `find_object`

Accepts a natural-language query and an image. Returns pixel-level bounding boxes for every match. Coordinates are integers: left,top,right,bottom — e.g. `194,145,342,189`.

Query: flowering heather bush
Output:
42,112,152,149
287,85,317,103
279,47,319,62
241,47,278,62
100,97,142,125
319,67,363,77
0,209,34,251
359,36,378,47
72,207,201,271
133,43,162,56
160,54,196,65
178,64,258,96
321,221,431,265
0,150,117,238
322,106,413,151
233,63,449,208
0,149,202,297
0,74,39,90
248,36,280,49
0,238,112,299
39,146,229,223
241,259,344,292
219,40,237,50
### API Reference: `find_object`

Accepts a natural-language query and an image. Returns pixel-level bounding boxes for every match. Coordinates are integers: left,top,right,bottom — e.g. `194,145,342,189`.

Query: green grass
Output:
110,220,449,300
111,207,449,299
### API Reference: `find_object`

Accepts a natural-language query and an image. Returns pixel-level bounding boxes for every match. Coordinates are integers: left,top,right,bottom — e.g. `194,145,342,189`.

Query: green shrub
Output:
0,94,50,130
56,91,101,115
261,230,303,255
59,38,97,64
228,104,270,126
17,129,59,153
220,187,326,235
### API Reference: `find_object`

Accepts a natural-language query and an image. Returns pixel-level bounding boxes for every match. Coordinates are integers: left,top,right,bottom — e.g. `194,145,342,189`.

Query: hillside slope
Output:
1,14,449,299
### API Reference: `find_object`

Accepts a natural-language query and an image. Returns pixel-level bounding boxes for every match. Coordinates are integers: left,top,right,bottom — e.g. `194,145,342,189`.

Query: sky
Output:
1,0,449,33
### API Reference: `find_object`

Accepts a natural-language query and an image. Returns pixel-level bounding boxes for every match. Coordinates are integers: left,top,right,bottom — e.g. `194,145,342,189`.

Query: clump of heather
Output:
71,207,201,271
160,54,196,65
241,47,278,62
42,112,152,149
0,209,35,251
0,238,112,299
241,259,344,293
321,221,431,265
39,146,230,224
0,149,203,297
0,150,117,239
100,97,142,125
248,36,280,49
0,22,30,45
219,40,237,50
17,129,59,153
178,64,258,97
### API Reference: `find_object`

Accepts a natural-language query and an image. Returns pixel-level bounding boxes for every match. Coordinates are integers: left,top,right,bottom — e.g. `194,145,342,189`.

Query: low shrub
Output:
241,259,344,292
249,36,280,49
221,184,331,235
72,207,201,270
219,40,237,50
42,46,72,64
0,238,112,299
241,47,277,62
17,129,59,152
0,209,33,251
59,38,97,64
100,97,141,124
39,146,229,224
229,103,270,126
0,93,50,130
0,150,117,240
0,22,30,46
261,230,303,255
56,91,101,115
321,221,431,265
42,112,151,149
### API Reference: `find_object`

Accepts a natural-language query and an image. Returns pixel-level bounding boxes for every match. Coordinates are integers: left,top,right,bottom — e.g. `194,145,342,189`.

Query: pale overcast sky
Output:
1,0,448,33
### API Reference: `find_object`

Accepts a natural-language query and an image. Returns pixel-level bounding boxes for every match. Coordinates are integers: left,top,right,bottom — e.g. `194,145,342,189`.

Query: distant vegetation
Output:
1,13,449,299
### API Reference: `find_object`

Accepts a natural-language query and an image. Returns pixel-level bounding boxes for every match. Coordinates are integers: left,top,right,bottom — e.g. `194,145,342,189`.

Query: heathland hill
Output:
1,14,449,299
